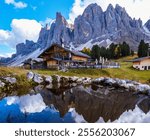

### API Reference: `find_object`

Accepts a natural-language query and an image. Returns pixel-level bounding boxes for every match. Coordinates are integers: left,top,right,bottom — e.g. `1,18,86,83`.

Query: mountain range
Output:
2,3,150,66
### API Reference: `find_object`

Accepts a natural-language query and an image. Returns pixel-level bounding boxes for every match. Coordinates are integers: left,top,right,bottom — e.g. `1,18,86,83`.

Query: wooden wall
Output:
47,60,57,66
72,55,88,62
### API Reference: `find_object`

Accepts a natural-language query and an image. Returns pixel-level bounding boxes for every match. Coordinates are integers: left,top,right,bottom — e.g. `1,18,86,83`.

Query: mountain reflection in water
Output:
0,84,150,123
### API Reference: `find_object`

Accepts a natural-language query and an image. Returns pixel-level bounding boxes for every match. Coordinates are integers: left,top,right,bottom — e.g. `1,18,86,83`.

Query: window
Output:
148,66,150,70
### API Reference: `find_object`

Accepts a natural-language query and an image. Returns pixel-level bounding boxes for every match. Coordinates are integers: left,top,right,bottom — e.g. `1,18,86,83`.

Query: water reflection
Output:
0,84,150,123
6,94,46,113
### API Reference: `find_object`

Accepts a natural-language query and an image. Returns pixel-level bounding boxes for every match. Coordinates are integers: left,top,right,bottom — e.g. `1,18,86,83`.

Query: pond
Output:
0,84,150,123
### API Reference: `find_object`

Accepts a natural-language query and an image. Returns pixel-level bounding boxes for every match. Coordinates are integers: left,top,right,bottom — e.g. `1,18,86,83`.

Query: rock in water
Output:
45,76,52,84
0,80,5,88
27,71,34,80
33,74,44,84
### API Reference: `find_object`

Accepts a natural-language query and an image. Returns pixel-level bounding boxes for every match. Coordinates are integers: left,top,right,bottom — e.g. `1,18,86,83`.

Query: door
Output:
144,66,147,70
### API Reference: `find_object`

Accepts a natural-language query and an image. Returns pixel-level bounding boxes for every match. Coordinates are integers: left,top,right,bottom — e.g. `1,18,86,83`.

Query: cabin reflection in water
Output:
39,84,147,123
0,84,150,123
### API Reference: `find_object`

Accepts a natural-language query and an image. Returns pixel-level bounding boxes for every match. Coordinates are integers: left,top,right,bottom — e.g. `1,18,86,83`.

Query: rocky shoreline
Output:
0,71,150,95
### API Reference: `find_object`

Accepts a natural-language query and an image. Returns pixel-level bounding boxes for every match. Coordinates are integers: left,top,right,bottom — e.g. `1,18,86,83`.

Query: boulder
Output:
60,76,69,84
70,83,77,87
123,83,136,91
136,84,150,92
34,85,44,92
45,76,52,84
4,77,17,84
92,77,105,84
83,77,92,84
33,74,44,84
0,80,5,88
76,78,84,84
27,71,34,80
46,83,53,89
104,78,116,86
69,76,79,83
116,79,126,86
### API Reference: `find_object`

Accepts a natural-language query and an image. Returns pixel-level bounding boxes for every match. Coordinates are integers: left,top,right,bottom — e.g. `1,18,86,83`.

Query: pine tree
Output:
138,40,149,57
131,50,134,56
91,45,100,60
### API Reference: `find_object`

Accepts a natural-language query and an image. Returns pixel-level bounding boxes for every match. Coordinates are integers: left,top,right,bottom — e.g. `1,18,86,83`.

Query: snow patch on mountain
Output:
8,48,44,67
76,38,112,51
143,25,150,36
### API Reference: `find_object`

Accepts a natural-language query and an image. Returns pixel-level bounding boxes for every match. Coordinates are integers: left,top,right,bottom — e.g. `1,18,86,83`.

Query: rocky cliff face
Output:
74,4,148,49
145,19,150,31
36,3,150,50
5,3,150,65
16,40,39,56
37,12,73,48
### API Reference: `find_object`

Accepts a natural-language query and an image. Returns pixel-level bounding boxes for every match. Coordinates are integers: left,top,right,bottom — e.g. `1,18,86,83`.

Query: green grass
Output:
34,55,150,84
0,67,28,77
0,55,150,84
0,67,33,94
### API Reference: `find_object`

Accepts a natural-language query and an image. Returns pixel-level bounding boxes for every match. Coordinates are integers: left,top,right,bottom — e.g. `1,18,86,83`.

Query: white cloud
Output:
6,94,46,113
5,0,27,9
113,105,150,123
0,52,15,58
69,0,150,24
0,19,42,48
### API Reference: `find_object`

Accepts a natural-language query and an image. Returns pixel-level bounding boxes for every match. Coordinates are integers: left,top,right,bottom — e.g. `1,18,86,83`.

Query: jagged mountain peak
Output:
83,3,103,12
107,3,114,11
5,3,150,66
82,3,103,20
115,4,125,12
56,12,68,26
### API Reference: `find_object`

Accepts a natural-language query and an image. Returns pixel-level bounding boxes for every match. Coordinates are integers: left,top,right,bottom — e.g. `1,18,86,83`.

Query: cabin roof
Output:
24,58,43,64
39,44,91,58
71,50,91,58
130,56,150,62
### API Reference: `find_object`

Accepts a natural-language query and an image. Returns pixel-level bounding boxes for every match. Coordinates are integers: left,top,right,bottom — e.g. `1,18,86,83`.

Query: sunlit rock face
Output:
145,19,150,31
5,3,150,66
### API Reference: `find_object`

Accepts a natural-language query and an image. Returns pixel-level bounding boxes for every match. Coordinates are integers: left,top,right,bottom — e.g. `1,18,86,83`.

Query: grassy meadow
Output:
35,55,150,84
0,55,150,84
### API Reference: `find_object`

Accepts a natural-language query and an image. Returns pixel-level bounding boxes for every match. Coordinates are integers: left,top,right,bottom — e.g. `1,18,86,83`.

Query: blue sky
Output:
0,0,74,30
0,0,150,57
0,0,74,57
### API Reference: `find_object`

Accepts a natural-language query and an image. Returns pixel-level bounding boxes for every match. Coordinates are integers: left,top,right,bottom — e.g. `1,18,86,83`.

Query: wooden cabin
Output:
131,56,150,70
23,58,46,69
38,44,91,69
